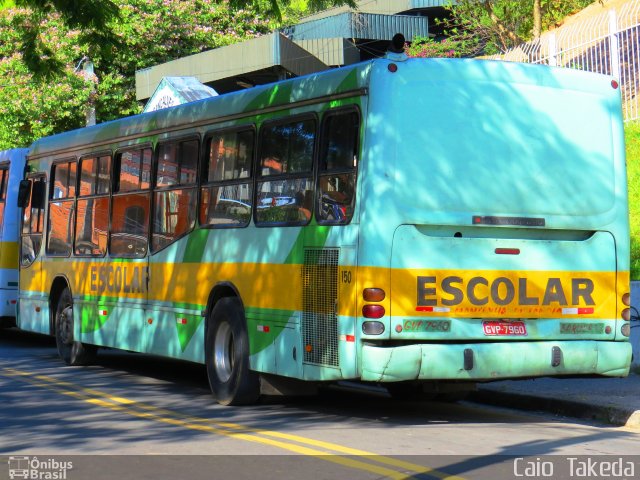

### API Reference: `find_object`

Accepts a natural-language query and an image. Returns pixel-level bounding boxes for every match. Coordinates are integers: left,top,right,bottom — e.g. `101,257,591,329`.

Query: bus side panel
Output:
72,257,149,354
0,241,19,319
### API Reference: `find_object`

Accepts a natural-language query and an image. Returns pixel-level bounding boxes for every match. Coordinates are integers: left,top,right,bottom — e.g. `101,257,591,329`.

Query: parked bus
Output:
16,54,632,405
0,149,27,329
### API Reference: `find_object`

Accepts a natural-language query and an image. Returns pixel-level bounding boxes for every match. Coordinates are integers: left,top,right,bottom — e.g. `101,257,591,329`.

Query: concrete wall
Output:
631,281,639,367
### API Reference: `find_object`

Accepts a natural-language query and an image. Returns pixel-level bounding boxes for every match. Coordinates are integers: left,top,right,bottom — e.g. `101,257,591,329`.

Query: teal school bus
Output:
17,55,632,405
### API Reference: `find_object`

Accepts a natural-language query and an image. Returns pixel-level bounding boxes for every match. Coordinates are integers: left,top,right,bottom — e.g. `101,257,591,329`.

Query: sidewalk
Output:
470,371,640,428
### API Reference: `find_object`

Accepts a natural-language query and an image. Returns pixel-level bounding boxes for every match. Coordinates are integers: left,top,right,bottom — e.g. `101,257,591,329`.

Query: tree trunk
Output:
481,0,523,49
533,0,542,40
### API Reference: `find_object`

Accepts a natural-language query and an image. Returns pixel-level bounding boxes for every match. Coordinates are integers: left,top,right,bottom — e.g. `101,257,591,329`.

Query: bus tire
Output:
205,297,260,406
54,287,97,366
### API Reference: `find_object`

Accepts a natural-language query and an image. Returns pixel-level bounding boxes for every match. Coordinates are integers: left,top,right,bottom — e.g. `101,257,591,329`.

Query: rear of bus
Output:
0,149,27,328
356,58,631,384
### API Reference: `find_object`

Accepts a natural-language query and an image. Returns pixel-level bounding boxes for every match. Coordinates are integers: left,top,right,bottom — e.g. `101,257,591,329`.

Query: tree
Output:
430,0,594,56
0,1,270,148
533,0,542,40
0,0,358,149
7,0,354,77
11,0,122,77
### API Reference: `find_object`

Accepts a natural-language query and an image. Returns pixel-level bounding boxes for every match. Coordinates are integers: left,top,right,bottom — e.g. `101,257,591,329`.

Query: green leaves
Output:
11,0,121,78
405,35,478,59
0,0,356,149
14,0,120,28
442,0,593,55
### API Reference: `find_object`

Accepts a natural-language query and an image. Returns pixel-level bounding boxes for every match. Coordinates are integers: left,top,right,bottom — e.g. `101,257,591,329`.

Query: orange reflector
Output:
35,307,41,313
363,288,385,302
605,326,612,334
345,335,355,342
363,305,385,319
147,318,153,325
395,324,403,333
305,344,313,352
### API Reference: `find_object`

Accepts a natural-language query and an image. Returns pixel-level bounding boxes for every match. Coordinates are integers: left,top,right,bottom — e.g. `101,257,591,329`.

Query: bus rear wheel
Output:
54,287,97,366
205,297,260,406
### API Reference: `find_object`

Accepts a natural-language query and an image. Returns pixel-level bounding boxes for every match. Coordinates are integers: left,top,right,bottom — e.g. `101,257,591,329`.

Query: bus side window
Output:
0,166,8,228
200,129,254,228
255,117,315,226
75,154,111,256
152,139,198,251
46,159,76,257
110,147,152,258
317,110,359,225
21,176,45,266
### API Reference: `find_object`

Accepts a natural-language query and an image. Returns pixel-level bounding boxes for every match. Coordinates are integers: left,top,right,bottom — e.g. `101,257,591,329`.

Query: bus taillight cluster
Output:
362,288,386,335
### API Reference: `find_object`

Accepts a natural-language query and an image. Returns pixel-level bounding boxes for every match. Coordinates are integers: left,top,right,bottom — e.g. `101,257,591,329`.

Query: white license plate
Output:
482,321,527,336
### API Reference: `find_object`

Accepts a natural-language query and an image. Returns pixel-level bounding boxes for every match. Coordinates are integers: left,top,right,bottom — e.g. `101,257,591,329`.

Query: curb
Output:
470,389,640,428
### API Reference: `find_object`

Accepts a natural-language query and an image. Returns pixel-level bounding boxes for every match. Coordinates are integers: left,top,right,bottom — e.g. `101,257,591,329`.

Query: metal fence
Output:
486,1,640,122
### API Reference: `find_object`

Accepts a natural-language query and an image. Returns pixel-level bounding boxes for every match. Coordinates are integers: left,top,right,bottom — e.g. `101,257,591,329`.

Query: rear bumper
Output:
361,340,631,382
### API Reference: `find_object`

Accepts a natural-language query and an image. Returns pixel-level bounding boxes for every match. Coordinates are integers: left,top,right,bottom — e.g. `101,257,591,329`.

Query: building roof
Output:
135,0,455,102
136,33,327,101
142,77,218,113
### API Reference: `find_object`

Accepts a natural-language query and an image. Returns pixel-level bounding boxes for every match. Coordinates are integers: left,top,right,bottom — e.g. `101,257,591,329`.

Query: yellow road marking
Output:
2,367,465,480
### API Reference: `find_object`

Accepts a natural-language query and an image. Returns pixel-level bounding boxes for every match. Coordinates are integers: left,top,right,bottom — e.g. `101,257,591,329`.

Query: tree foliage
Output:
414,0,595,57
9,0,122,77
0,0,355,149
0,0,351,149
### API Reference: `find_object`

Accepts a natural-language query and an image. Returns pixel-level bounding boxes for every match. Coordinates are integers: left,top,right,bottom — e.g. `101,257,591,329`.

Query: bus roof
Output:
28,61,374,160
28,56,619,160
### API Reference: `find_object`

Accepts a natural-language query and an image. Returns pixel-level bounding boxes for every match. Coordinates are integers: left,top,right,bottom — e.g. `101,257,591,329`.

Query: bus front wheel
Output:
54,287,97,365
205,297,260,406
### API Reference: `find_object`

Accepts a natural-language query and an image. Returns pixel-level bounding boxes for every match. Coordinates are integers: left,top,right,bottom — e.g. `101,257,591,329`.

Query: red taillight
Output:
495,248,520,255
363,288,385,302
363,305,385,319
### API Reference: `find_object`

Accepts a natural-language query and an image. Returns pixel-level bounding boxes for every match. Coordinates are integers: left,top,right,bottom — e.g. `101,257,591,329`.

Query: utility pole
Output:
75,56,97,126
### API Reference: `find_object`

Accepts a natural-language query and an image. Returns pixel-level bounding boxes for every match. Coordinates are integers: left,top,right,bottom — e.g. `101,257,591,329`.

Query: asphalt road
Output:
1,328,638,480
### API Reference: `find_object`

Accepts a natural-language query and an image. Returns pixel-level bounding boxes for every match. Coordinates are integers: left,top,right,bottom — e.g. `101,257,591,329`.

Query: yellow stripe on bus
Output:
0,241,19,270
23,261,627,320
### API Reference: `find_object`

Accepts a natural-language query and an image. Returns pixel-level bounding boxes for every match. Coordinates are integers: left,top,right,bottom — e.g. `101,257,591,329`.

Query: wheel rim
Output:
58,305,74,346
213,322,234,383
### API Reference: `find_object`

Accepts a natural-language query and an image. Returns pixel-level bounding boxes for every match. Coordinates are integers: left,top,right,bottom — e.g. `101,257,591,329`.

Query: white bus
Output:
0,149,27,328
